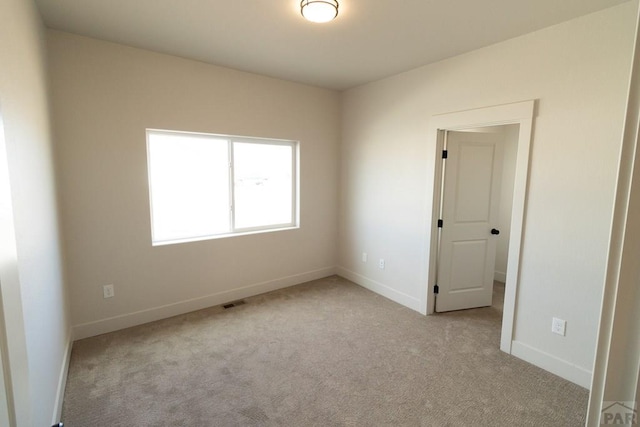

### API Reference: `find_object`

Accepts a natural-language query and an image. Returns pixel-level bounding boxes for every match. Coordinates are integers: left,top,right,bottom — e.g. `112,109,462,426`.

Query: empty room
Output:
1,0,640,426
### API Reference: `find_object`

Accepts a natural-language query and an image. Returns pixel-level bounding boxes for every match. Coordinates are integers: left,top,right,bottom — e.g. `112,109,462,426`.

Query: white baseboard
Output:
52,329,72,424
336,266,422,313
494,271,506,283
73,267,336,340
510,340,592,389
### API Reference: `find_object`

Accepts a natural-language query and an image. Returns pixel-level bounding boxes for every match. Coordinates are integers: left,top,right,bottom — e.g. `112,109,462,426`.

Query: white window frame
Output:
146,129,299,246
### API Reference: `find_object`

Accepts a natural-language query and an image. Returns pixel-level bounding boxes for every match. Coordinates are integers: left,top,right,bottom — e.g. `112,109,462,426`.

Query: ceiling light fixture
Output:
300,0,339,23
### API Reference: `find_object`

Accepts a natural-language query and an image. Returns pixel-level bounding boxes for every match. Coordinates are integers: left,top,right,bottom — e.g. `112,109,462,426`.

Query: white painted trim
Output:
431,101,535,129
0,102,30,426
52,330,72,424
587,4,640,426
336,267,423,313
501,116,534,353
494,271,506,283
511,341,592,389
423,100,535,358
73,267,336,340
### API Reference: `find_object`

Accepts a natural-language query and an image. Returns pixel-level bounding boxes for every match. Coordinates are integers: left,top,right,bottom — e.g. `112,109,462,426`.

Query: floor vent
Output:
223,300,246,309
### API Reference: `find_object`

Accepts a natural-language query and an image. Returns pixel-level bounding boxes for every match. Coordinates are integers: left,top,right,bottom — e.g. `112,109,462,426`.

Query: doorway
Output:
435,125,518,314
423,100,535,354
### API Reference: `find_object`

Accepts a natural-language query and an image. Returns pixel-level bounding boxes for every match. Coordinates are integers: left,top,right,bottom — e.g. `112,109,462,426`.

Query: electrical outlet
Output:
379,259,385,269
551,317,566,336
103,284,115,299
362,252,368,263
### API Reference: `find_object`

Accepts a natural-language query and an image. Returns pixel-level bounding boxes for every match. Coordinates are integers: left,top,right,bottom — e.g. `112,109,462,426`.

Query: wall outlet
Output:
379,259,385,269
551,317,566,336
362,252,368,263
103,284,115,299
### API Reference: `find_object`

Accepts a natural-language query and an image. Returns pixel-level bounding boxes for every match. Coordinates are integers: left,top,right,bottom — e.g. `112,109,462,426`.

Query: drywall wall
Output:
338,1,636,387
47,31,340,338
0,0,71,425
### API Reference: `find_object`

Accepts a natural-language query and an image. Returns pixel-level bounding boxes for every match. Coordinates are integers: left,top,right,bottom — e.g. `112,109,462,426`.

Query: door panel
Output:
436,131,504,312
450,240,489,291
455,145,495,222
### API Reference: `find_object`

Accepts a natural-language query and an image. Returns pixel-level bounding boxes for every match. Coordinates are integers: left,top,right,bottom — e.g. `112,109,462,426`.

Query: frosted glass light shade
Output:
301,0,338,23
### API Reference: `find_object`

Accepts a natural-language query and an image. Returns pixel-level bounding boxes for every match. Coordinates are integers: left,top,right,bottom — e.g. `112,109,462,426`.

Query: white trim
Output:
587,4,640,425
423,100,535,358
336,266,423,313
511,340,592,389
494,271,507,283
430,101,535,129
150,225,300,247
501,117,534,353
0,102,30,426
73,267,335,340
51,330,72,424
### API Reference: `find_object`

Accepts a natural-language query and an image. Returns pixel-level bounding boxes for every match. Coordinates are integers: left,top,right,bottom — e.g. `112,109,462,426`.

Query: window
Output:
146,129,298,245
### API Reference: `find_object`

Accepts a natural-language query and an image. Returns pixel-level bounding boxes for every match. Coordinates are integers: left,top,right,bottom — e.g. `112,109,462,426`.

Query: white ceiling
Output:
35,0,630,90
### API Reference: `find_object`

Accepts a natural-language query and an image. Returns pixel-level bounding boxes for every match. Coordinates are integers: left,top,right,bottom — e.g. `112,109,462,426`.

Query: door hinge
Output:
442,150,448,159
434,284,439,294
437,219,443,228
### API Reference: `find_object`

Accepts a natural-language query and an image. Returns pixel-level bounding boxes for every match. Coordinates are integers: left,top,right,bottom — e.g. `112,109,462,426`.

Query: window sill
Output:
152,225,300,247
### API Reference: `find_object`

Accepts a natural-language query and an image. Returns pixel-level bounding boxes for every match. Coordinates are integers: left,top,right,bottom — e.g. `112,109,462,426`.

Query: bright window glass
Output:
233,142,293,229
147,130,297,245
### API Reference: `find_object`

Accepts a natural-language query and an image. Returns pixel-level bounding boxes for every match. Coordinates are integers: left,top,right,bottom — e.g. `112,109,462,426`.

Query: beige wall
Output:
0,0,70,425
338,2,636,387
47,31,340,338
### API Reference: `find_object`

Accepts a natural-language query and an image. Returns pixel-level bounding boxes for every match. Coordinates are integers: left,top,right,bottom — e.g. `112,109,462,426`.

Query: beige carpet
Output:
61,276,587,426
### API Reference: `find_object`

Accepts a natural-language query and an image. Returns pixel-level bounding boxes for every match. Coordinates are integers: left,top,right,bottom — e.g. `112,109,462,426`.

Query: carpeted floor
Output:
61,276,588,426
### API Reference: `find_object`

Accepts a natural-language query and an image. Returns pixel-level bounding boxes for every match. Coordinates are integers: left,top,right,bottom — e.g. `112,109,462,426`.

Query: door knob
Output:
491,228,500,235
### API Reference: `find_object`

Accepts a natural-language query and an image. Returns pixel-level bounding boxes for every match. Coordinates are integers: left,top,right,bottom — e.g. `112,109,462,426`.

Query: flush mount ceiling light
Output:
301,0,339,23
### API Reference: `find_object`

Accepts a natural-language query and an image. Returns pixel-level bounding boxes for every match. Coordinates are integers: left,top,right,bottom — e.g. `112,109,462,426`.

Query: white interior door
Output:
435,130,504,312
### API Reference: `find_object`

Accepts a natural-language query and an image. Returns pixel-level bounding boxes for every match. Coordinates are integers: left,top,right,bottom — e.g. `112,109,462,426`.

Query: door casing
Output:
422,100,535,354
